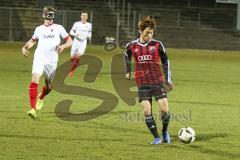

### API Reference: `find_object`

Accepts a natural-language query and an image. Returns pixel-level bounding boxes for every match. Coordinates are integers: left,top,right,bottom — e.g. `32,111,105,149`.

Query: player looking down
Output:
124,16,173,145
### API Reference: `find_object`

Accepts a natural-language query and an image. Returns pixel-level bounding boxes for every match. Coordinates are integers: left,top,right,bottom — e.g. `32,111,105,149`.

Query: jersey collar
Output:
80,21,87,24
137,38,151,46
43,22,54,27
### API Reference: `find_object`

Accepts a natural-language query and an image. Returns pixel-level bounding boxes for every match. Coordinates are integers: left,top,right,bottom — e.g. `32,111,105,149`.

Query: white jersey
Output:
70,21,92,41
32,24,69,64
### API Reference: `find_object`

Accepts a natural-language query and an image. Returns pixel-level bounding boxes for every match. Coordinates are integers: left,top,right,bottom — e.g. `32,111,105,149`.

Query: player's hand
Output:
21,47,29,58
76,34,82,41
57,45,65,53
125,73,131,80
166,82,174,91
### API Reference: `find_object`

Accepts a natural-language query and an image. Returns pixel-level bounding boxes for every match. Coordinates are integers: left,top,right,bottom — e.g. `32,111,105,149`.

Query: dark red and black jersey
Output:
124,39,172,87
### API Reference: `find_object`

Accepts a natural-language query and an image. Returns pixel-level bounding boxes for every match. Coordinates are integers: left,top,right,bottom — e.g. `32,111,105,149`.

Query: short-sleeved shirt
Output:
32,23,69,64
70,21,92,41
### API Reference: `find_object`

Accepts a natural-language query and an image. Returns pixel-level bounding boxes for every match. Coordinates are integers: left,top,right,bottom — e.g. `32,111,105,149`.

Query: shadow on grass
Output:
131,133,228,147
196,133,228,142
0,133,122,143
131,133,240,159
177,79,240,85
186,145,240,159
170,100,239,107
87,121,147,135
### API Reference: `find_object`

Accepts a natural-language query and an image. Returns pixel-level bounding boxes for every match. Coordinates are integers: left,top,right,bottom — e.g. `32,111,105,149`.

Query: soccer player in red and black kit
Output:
124,16,173,145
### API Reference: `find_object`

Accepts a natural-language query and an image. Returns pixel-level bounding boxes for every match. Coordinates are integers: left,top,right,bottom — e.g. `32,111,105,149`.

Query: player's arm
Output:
124,44,132,80
69,23,83,41
57,36,73,53
69,29,76,37
159,43,173,87
58,26,73,53
87,24,92,41
21,39,37,58
70,23,77,37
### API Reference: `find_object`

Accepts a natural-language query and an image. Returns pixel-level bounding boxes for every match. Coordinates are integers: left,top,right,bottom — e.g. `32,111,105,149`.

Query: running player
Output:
21,6,72,118
69,11,92,76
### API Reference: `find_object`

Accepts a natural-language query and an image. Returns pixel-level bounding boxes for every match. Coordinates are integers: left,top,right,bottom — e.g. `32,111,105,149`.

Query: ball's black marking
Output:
186,128,192,135
179,129,184,136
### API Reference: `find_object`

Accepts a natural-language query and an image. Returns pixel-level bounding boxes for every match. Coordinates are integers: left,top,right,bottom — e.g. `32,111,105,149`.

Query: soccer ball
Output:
178,127,196,144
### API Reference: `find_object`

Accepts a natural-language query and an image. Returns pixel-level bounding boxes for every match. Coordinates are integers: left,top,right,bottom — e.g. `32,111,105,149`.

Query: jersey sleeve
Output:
59,25,69,40
88,23,92,40
159,42,172,83
32,27,39,41
124,43,132,74
70,22,77,36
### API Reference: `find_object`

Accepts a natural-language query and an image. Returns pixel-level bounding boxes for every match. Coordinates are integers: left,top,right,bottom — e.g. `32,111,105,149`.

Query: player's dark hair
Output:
138,16,156,32
80,10,88,15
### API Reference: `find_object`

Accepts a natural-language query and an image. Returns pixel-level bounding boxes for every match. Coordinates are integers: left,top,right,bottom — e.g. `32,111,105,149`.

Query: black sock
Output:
145,115,160,138
161,112,170,132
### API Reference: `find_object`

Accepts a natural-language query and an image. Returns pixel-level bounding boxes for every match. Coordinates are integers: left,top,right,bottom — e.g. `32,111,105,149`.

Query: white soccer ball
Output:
178,127,196,144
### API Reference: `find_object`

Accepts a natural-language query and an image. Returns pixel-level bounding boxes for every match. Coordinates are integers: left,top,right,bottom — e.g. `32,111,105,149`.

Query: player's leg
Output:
139,85,161,144
158,98,170,143
27,59,44,118
69,41,86,76
154,85,171,143
36,63,56,110
69,54,80,76
39,79,52,100
36,79,52,111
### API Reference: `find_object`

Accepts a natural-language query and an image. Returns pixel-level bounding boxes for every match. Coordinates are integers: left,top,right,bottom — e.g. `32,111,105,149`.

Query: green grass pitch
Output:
0,42,240,160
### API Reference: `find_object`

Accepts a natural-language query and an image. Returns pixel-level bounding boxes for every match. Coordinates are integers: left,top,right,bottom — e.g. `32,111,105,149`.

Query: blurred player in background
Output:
69,11,92,77
21,6,72,118
124,16,173,145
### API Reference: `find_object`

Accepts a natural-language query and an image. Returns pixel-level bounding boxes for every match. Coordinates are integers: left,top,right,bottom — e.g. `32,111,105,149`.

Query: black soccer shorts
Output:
138,84,167,102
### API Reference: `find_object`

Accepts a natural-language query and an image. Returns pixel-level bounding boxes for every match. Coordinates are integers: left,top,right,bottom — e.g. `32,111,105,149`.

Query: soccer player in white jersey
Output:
21,6,72,118
69,11,92,76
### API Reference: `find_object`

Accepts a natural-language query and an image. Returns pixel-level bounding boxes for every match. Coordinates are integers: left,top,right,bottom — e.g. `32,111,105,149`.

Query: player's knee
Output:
158,98,169,112
47,84,52,91
143,109,152,116
162,108,169,113
45,83,52,94
31,73,40,83
141,101,152,115
46,88,52,95
72,54,81,58
160,104,169,113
